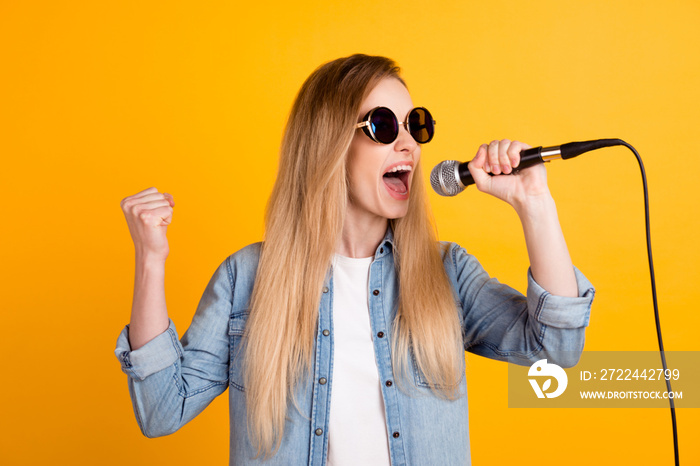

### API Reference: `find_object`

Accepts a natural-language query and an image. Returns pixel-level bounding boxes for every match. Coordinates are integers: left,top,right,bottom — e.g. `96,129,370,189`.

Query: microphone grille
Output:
430,160,465,197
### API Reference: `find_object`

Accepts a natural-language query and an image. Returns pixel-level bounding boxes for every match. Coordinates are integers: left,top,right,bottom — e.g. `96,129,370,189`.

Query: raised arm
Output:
116,186,234,437
120,187,175,349
467,139,578,297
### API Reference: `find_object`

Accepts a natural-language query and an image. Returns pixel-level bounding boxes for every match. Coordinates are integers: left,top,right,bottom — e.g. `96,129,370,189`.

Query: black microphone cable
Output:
568,140,678,466
617,140,679,466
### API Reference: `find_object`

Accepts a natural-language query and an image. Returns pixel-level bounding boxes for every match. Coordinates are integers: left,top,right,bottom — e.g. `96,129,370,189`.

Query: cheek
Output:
347,143,385,193
349,161,379,199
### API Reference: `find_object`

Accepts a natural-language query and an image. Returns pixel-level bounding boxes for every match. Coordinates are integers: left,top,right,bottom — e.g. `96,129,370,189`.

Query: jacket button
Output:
377,332,384,338
323,287,329,293
392,431,400,438
380,247,384,254
315,428,323,436
319,377,327,385
385,380,392,387
322,329,330,336
373,289,380,296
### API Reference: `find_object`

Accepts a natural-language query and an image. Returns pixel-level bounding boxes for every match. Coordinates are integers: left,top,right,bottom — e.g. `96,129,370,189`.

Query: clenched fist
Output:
120,187,175,262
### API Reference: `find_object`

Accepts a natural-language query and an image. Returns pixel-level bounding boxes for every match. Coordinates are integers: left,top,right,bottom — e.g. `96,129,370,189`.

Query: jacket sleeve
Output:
448,244,595,368
114,257,233,437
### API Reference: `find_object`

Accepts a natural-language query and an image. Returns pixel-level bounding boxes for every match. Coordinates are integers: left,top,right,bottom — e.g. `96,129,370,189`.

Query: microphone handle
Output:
457,146,554,187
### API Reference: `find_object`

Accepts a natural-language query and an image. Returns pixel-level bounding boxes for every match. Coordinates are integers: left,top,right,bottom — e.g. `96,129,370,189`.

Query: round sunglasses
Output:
355,106,436,144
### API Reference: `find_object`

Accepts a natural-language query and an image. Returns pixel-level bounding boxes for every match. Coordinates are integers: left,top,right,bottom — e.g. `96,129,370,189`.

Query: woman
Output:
116,54,594,465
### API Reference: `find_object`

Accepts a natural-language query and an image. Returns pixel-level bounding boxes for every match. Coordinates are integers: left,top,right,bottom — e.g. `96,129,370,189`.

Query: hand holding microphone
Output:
468,140,549,205
431,138,624,197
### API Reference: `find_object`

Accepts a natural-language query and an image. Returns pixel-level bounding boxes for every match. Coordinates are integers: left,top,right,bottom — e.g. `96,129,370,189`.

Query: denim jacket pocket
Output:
410,345,466,390
410,299,466,390
410,346,432,389
228,311,248,392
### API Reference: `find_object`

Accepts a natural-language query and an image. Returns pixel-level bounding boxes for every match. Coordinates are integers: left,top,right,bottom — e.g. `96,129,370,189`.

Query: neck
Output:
337,203,387,258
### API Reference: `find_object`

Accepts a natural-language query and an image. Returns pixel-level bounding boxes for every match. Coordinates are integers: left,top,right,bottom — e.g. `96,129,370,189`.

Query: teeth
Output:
386,165,412,174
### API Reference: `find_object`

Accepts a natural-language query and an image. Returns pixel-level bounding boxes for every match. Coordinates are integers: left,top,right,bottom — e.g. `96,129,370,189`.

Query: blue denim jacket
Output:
115,231,594,465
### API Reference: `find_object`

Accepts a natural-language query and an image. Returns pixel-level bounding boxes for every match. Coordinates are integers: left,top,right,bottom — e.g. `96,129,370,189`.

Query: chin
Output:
383,204,410,220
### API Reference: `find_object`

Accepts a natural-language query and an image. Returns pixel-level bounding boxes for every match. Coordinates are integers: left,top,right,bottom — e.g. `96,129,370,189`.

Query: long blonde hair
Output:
243,54,463,458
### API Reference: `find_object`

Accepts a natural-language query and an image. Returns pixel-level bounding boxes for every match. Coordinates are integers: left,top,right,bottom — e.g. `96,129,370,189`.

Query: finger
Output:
498,139,512,174
471,144,488,169
121,188,158,209
138,205,174,227
155,205,174,226
128,187,159,201
507,140,529,168
163,192,175,207
128,200,172,224
134,199,172,213
122,192,169,211
131,191,168,203
467,151,492,192
487,140,500,174
121,189,155,209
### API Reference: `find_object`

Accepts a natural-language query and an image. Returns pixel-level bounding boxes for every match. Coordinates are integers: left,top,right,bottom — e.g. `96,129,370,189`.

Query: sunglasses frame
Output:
355,106,436,144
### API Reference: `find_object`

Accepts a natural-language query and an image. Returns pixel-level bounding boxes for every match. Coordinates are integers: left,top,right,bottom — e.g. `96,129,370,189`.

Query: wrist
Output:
135,249,168,268
513,190,557,220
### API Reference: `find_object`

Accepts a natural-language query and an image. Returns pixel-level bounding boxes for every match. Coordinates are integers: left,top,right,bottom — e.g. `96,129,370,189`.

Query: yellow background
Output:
2,0,698,464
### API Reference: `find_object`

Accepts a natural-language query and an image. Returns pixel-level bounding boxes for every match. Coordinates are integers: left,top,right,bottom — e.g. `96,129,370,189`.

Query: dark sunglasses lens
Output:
370,107,399,144
408,107,434,143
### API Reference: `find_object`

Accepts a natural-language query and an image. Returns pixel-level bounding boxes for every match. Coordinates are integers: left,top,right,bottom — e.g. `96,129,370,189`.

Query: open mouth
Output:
382,164,412,196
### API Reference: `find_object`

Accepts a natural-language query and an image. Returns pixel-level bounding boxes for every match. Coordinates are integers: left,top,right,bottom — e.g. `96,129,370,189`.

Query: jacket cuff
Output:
114,319,183,381
526,266,595,329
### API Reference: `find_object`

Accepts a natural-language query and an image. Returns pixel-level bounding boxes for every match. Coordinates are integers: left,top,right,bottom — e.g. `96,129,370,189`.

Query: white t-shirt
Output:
327,254,391,466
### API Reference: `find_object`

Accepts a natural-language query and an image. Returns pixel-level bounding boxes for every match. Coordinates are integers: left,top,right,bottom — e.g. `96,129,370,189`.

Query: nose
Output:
394,122,418,154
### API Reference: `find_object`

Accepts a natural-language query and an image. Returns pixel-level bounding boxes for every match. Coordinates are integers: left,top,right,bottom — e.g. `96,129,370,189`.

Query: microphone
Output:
430,138,625,197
